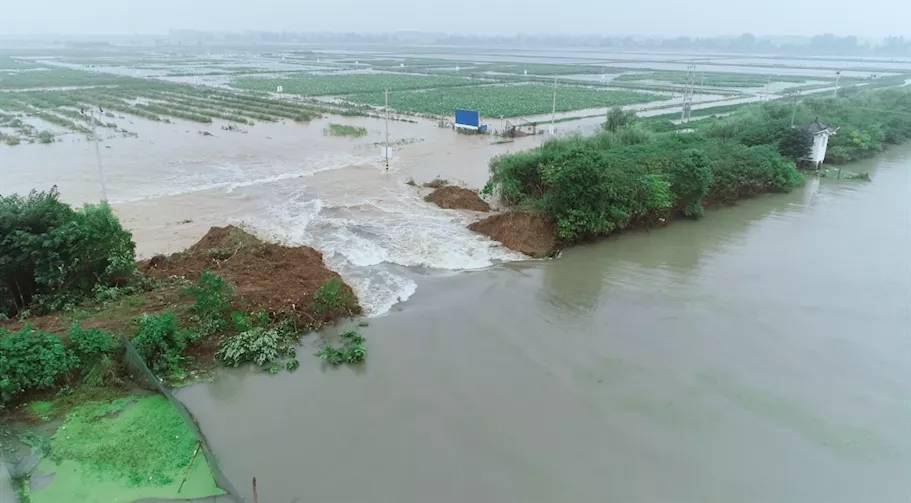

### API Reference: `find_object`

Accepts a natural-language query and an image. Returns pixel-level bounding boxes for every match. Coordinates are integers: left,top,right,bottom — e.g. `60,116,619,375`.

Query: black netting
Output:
122,340,244,503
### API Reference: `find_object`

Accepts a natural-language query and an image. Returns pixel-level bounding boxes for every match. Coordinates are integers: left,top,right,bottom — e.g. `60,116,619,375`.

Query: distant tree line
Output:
165,30,911,56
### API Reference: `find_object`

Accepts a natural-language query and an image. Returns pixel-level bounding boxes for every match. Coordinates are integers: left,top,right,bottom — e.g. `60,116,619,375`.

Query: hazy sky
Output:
2,0,908,37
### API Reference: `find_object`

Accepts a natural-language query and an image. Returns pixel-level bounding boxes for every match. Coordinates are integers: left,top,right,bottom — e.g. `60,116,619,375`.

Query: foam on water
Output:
109,153,371,204
245,183,524,316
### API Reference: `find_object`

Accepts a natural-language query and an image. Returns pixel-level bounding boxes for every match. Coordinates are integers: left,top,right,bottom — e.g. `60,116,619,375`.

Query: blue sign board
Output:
454,109,480,129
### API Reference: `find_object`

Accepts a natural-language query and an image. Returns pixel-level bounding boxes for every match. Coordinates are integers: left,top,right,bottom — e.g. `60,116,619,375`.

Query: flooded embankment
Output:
176,146,911,502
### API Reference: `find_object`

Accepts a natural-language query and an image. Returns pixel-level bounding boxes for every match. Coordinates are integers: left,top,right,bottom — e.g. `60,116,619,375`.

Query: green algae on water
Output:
29,394,224,503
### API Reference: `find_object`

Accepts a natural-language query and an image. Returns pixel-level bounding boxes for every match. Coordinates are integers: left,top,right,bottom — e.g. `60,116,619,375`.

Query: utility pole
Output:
834,71,841,98
550,76,557,135
384,88,390,169
86,107,108,202
790,90,800,127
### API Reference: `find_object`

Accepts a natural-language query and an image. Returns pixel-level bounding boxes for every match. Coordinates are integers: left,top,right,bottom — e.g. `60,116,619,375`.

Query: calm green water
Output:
178,145,911,503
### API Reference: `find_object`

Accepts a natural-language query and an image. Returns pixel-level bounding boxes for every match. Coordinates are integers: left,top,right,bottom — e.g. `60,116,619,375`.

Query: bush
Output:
132,312,195,378
0,326,73,404
187,271,233,336
0,188,136,316
312,277,355,316
316,330,367,366
69,323,118,366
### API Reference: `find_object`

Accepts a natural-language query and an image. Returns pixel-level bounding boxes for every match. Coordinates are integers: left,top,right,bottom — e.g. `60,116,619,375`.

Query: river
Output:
174,144,911,502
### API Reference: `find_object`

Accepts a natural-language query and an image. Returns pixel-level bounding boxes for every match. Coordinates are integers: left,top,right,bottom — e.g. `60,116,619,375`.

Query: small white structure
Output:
801,119,838,168
276,85,283,94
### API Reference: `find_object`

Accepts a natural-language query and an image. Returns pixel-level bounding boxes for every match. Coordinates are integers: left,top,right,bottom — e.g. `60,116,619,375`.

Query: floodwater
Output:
175,145,911,502
1,113,538,315
3,103,910,501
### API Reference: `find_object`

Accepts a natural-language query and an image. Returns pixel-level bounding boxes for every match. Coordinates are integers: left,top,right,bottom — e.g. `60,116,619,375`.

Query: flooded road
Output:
175,145,911,501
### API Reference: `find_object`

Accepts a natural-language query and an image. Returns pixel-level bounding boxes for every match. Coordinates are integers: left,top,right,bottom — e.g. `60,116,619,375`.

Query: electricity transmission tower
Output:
680,64,696,124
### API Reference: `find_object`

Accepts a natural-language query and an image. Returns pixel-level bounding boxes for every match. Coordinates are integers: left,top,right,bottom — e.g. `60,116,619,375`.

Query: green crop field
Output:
614,71,816,88
230,73,480,96
345,83,658,117
477,63,613,75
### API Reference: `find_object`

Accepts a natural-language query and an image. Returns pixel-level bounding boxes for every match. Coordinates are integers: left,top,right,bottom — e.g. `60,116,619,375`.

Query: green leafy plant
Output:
316,330,367,366
0,326,73,404
216,317,298,371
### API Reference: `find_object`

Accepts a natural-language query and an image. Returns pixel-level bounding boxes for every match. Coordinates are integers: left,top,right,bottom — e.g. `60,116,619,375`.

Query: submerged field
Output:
0,66,331,145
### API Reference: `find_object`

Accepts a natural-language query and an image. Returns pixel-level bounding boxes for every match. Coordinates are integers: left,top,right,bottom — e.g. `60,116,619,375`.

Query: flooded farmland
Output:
2,42,911,503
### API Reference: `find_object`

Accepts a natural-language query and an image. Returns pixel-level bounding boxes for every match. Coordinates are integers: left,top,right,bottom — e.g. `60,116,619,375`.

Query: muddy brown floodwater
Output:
175,145,911,502
3,110,910,502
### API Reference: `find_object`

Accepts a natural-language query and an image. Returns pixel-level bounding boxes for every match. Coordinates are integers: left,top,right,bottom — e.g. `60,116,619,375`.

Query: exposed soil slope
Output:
142,225,360,324
468,212,559,258
424,186,491,212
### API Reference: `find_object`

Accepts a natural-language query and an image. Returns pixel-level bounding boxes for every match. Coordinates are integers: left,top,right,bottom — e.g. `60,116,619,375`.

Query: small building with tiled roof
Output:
800,119,839,167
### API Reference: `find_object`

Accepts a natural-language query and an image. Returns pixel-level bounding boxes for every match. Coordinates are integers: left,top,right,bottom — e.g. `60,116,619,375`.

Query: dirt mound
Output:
142,226,360,325
468,212,559,258
424,186,491,212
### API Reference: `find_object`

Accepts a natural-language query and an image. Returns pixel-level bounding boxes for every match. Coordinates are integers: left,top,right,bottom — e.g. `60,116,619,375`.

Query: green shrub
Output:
132,312,195,378
68,323,118,366
0,326,73,404
0,188,136,316
187,271,233,336
316,330,367,366
312,277,355,316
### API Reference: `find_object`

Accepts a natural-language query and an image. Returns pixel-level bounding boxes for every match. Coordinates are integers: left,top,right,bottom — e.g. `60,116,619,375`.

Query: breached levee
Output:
468,212,559,258
143,225,361,325
423,185,491,212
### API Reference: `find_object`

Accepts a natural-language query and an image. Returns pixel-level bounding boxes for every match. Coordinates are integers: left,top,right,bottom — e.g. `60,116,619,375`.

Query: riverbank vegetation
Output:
1,193,364,408
0,189,365,500
483,86,911,243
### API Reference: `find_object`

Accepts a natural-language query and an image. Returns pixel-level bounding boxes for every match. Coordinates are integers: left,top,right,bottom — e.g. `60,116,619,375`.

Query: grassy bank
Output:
484,86,911,242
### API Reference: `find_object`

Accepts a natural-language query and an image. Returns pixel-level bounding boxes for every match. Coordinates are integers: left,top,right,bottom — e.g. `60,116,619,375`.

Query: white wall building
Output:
801,120,838,168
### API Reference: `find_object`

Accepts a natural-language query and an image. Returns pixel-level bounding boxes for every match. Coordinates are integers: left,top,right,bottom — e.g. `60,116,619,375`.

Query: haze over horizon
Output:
2,0,908,38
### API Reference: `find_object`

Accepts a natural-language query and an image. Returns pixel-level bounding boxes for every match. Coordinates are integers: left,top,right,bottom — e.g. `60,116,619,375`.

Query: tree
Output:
603,106,636,132
778,128,813,161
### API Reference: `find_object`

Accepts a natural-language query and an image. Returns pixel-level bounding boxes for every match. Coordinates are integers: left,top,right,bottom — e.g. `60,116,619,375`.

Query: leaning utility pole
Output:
384,88,390,168
85,107,108,202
